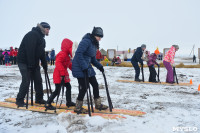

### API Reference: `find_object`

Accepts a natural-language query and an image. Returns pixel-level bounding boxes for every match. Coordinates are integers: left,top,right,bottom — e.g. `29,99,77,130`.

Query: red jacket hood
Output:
61,38,73,57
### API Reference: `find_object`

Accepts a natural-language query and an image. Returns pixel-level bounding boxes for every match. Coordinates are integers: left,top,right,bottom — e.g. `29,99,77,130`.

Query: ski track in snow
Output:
0,62,200,133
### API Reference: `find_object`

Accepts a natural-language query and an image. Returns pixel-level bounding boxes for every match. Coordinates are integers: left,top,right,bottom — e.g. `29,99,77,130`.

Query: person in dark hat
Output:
16,22,50,107
72,27,108,113
131,44,146,82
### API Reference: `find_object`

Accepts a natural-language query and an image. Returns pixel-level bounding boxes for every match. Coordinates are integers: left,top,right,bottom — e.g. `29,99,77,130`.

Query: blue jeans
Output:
5,58,9,64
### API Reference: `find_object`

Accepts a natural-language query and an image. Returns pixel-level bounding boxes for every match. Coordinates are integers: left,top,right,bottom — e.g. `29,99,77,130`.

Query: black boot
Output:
45,93,57,110
35,99,47,104
16,100,25,107
135,78,142,82
66,83,75,107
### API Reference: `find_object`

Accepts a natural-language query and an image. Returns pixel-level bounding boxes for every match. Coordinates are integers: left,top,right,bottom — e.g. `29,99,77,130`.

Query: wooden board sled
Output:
4,98,146,116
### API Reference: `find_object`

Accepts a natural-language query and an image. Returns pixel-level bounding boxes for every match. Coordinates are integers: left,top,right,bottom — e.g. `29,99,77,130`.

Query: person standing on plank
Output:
16,22,50,107
147,48,160,83
131,44,146,82
45,38,75,110
72,27,108,113
163,45,179,84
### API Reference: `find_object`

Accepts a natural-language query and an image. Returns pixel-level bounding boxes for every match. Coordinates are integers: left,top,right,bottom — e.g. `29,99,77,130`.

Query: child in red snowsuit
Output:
45,38,75,110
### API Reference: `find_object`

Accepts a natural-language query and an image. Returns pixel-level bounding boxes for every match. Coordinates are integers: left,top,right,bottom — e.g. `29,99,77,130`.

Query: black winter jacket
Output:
131,47,143,64
17,27,47,69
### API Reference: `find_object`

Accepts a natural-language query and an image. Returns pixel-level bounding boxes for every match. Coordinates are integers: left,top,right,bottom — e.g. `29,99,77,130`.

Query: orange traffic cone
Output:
190,79,193,85
198,84,200,91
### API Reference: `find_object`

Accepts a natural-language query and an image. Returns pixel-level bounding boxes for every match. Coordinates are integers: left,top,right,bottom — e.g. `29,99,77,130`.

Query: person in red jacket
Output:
13,47,18,64
96,49,102,62
9,46,15,65
45,38,75,110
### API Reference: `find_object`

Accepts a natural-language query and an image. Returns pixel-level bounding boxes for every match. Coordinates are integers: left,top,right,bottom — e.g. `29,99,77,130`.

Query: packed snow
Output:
0,59,200,133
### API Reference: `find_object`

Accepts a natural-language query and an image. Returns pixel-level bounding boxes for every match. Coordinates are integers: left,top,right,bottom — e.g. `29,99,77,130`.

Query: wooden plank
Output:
5,98,146,116
116,80,192,86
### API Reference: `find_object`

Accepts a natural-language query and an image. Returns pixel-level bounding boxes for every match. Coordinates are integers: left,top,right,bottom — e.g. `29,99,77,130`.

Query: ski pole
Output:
46,72,52,94
84,74,91,116
157,66,160,83
54,84,62,113
30,74,33,106
26,84,29,109
59,83,65,108
44,72,50,100
102,72,113,112
88,84,94,113
141,64,144,82
173,67,179,84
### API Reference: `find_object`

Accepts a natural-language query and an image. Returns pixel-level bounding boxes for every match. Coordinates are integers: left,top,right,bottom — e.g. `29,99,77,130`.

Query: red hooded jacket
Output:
10,47,14,56
53,38,73,84
13,49,18,57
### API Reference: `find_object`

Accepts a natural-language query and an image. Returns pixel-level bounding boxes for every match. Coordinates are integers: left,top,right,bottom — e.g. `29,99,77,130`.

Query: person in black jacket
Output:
0,49,4,65
131,44,146,82
16,22,50,107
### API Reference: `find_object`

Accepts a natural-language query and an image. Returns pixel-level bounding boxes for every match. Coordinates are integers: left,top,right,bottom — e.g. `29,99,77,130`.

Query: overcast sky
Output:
0,0,199,56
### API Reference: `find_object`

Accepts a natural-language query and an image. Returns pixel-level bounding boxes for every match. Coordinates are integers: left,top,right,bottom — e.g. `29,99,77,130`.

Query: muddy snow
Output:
0,63,200,133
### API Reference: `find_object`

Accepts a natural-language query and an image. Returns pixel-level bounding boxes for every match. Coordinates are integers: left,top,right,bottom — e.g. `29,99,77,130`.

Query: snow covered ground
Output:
0,63,200,133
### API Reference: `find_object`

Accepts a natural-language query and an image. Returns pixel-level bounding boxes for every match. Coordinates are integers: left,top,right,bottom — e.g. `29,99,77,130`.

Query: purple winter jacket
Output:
147,53,158,67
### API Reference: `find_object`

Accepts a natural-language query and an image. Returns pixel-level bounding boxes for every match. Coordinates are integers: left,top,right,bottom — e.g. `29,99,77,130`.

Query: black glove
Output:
140,62,143,66
61,76,65,85
43,65,48,73
157,64,160,67
99,67,104,73
83,69,88,76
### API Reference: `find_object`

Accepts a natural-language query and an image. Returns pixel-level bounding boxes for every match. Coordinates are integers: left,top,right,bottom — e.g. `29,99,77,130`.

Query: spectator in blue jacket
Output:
72,27,108,113
50,48,55,65
131,44,146,81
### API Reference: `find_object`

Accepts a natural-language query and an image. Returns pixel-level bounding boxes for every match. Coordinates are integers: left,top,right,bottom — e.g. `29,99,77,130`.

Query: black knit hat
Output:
40,22,51,29
92,27,103,38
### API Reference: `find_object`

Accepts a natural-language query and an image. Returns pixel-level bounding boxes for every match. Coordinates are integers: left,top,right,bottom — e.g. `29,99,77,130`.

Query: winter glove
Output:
157,64,160,67
83,69,88,77
140,62,143,66
99,67,104,73
61,76,65,85
43,65,48,73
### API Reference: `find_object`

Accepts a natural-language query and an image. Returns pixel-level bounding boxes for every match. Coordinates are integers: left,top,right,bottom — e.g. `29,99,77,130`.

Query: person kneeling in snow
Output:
147,49,160,83
72,27,108,114
163,45,179,84
45,38,75,110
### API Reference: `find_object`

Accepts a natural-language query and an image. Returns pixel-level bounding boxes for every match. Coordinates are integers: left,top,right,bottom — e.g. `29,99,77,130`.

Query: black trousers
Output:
0,57,3,65
148,65,157,82
10,56,14,64
13,56,17,64
131,61,140,79
48,83,72,104
77,76,99,101
50,59,55,65
16,63,44,102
